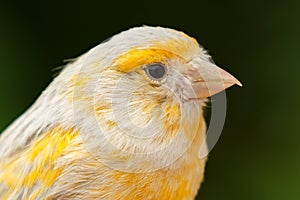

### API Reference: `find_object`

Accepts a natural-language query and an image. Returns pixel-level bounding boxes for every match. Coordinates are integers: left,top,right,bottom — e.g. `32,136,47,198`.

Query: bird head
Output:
68,26,241,172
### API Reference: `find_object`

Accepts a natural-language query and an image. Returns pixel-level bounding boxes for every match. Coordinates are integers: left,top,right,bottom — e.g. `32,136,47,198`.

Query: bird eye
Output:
144,63,166,80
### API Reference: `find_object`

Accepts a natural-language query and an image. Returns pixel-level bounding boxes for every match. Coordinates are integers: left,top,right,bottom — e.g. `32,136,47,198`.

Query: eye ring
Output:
144,63,167,81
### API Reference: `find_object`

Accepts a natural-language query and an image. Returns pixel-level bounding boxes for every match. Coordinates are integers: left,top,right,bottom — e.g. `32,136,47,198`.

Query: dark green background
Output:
0,1,299,199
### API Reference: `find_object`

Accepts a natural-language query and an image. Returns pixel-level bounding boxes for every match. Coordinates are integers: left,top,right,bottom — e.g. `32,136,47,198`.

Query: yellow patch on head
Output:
112,32,198,73
113,48,175,72
150,35,198,61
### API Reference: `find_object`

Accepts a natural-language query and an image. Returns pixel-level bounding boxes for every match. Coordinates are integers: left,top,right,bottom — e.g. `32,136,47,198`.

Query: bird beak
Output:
184,60,242,99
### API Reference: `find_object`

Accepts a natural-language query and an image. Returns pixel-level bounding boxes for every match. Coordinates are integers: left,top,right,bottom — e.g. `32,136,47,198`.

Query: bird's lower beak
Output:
184,60,242,99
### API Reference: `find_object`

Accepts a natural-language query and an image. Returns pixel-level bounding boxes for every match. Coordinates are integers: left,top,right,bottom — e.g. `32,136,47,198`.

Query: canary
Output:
0,26,241,199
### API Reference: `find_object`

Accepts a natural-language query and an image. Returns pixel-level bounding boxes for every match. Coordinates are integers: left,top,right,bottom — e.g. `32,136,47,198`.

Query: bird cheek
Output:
162,102,181,138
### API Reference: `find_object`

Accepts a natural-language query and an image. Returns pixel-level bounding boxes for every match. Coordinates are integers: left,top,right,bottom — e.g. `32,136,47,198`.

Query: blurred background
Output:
0,0,299,199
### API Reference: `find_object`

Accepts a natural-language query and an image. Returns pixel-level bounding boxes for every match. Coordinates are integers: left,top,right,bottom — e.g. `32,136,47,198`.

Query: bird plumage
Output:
0,26,240,199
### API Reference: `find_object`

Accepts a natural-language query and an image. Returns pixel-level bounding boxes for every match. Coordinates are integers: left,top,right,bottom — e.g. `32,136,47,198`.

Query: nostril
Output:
183,67,202,82
192,79,204,83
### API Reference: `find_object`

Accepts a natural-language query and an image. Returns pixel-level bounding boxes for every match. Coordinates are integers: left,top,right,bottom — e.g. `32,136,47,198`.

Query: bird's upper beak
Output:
184,59,242,99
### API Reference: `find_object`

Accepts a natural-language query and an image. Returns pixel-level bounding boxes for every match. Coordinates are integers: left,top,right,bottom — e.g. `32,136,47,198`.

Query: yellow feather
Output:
113,48,174,72
0,127,77,199
0,26,241,199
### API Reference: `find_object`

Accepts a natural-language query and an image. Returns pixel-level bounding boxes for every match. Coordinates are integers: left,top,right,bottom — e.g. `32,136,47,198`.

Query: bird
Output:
0,26,241,200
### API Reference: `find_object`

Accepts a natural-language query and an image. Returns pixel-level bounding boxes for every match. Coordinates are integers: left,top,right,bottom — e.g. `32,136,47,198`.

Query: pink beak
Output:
184,60,242,99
